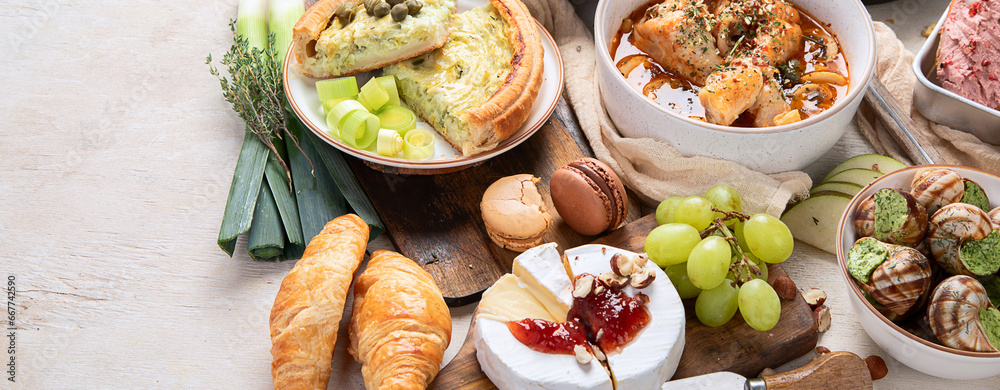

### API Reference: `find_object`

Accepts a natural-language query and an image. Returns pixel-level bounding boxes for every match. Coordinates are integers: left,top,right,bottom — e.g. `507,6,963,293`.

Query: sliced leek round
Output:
376,105,417,133
403,128,435,160
359,77,390,112
375,75,400,106
322,97,353,115
376,129,404,156
327,99,368,138
316,76,358,102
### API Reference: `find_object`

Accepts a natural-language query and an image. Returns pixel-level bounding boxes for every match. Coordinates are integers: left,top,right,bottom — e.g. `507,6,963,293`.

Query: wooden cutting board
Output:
348,98,642,306
428,214,821,388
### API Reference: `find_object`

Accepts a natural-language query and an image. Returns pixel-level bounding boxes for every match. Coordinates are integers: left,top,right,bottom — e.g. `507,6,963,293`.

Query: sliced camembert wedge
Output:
383,0,544,156
565,245,685,389
473,243,686,390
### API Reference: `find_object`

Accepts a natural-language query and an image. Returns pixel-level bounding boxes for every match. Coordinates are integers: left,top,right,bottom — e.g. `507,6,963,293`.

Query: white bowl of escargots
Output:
836,165,1000,380
594,0,876,173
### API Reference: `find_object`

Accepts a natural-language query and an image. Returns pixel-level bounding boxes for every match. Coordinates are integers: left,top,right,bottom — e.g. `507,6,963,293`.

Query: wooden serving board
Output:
349,98,642,306
428,214,820,389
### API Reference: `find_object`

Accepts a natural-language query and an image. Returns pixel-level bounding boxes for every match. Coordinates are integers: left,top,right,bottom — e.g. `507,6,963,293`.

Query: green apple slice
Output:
821,154,907,183
811,181,864,198
823,168,883,188
781,193,854,254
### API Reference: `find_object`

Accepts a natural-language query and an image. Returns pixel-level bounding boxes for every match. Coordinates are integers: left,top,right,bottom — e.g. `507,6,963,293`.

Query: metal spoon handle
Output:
864,78,944,165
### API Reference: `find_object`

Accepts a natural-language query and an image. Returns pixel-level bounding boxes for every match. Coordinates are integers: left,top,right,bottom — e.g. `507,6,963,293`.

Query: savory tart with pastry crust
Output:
384,0,544,156
292,0,456,78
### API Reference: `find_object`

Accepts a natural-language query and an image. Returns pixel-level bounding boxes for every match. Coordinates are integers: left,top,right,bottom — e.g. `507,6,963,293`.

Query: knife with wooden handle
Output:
661,351,873,390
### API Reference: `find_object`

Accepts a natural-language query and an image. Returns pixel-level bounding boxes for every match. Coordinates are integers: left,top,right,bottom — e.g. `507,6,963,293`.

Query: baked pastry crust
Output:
291,0,454,78
269,214,370,390
386,0,545,156
349,250,452,389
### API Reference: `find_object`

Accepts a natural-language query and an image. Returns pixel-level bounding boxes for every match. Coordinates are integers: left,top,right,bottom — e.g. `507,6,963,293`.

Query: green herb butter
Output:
978,307,1000,350
873,189,908,243
960,230,1000,276
962,180,990,211
848,237,888,284
982,276,1000,309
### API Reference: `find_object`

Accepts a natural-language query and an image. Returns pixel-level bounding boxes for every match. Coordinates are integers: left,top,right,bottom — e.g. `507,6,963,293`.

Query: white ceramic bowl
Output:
594,0,876,173
836,165,1000,380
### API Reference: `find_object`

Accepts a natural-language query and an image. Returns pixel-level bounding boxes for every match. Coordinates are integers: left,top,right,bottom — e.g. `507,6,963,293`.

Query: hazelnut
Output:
573,275,595,298
594,284,605,295
864,355,888,380
772,276,797,300
629,269,656,289
632,253,649,268
815,346,831,354
599,272,629,289
611,253,638,276
574,345,592,364
595,329,604,341
813,304,831,332
803,288,827,308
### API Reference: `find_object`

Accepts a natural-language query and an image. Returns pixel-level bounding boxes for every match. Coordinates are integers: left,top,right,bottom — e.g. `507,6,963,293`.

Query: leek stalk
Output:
247,182,286,261
304,130,385,241
264,134,305,249
288,118,348,243
217,131,269,256
268,0,305,65
237,0,269,51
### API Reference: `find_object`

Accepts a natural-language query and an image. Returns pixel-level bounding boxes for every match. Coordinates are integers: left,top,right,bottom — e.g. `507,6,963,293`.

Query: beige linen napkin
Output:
522,0,811,216
858,22,1000,173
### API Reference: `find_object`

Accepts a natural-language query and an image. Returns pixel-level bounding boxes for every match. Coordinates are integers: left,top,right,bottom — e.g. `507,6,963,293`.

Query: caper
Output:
391,3,408,21
363,0,378,15
387,0,404,6
373,1,391,17
405,0,422,15
336,3,356,25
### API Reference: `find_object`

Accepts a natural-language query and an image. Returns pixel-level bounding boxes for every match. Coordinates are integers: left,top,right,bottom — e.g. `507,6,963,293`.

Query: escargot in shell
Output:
847,237,934,318
928,275,1000,352
910,168,964,215
928,203,1000,276
854,188,928,248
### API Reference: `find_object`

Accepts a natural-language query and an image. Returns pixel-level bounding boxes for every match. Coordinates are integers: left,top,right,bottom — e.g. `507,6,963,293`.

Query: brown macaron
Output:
481,174,553,252
549,158,628,236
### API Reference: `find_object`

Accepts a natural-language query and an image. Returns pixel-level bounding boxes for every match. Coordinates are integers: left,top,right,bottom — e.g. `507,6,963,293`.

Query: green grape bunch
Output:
644,185,794,331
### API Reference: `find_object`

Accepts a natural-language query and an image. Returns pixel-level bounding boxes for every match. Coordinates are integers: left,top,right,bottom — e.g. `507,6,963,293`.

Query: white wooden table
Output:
3,0,997,388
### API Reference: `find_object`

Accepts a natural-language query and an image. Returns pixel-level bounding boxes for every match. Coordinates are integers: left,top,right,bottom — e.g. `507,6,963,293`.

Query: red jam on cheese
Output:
507,318,590,355
507,274,650,356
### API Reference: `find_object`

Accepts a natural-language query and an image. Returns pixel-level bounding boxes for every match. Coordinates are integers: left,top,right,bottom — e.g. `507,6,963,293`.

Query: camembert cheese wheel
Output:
473,243,686,389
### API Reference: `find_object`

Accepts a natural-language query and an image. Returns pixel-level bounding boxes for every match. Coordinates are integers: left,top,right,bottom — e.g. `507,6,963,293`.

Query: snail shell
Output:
928,203,996,276
988,207,1000,231
928,275,1000,352
853,188,928,248
910,168,964,215
869,243,934,316
849,238,934,318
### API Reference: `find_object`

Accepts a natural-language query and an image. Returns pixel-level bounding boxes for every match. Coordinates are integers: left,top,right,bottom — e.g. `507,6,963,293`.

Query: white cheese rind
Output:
564,244,686,389
512,243,573,322
473,317,614,390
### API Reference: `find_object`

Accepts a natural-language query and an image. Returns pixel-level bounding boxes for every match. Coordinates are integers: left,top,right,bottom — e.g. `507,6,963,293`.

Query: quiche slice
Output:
292,0,456,78
383,0,544,156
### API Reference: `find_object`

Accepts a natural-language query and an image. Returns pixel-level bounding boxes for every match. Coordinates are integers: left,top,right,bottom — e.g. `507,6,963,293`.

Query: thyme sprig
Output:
207,20,299,184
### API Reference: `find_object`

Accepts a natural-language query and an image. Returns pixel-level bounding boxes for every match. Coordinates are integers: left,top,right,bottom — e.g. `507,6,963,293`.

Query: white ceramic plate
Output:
283,0,563,173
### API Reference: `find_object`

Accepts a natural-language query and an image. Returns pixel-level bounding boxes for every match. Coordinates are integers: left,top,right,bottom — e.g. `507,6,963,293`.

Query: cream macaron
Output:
481,174,553,252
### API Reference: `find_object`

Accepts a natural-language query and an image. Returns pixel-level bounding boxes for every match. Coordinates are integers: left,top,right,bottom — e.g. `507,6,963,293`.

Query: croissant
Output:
269,214,370,390
349,250,452,389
